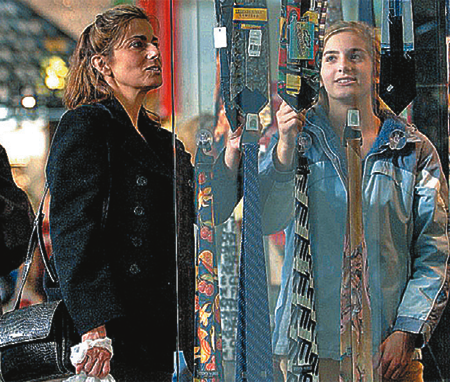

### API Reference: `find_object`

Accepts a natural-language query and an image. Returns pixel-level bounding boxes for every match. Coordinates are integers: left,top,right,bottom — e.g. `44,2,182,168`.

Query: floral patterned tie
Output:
194,132,224,382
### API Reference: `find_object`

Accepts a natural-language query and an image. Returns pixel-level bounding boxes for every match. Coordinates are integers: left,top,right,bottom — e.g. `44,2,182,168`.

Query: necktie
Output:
235,135,274,382
358,0,375,26
341,0,358,21
216,0,272,379
194,131,224,381
277,2,327,381
230,0,270,116
277,0,328,113
217,217,239,373
340,110,374,382
228,2,272,380
287,143,319,382
380,0,416,114
215,0,240,131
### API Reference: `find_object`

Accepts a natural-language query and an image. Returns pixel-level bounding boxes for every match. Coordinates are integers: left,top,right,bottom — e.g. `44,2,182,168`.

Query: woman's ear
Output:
91,55,113,78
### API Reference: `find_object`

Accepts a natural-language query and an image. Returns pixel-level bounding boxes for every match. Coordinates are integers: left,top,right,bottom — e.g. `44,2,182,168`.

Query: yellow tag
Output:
304,11,319,24
286,74,301,95
233,8,268,22
240,24,262,30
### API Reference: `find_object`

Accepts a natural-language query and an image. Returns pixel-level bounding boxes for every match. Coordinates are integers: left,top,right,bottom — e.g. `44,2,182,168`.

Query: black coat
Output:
0,144,33,276
45,98,237,374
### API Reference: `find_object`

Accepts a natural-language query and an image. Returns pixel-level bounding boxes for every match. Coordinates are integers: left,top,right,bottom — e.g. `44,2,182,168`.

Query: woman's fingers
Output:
76,347,112,378
100,358,112,379
276,101,306,135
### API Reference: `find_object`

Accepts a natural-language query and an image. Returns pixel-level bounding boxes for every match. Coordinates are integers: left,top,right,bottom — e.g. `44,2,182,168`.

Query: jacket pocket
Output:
366,160,415,222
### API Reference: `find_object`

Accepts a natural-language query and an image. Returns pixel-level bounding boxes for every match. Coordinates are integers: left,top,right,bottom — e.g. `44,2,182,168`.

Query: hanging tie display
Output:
277,0,328,113
357,0,375,26
277,1,327,381
339,110,374,382
287,138,319,382
380,0,416,114
229,0,270,117
221,1,274,381
215,0,240,131
194,131,224,382
214,0,272,381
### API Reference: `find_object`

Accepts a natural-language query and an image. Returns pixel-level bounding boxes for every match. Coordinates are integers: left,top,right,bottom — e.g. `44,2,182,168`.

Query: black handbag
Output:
0,186,77,382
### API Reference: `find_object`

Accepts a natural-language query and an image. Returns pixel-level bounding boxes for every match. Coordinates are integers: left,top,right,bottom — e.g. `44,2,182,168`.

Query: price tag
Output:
214,27,227,48
248,29,262,57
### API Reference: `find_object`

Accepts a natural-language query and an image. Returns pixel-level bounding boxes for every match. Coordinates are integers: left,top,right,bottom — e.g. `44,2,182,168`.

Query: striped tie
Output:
277,2,327,379
287,145,319,382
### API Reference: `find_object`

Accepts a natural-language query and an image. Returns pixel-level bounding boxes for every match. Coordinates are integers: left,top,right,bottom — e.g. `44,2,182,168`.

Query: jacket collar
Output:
369,110,420,154
99,97,173,178
306,104,419,157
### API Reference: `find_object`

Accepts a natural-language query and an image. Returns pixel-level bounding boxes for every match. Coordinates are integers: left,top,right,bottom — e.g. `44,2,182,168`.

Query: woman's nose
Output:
146,44,160,60
338,57,352,73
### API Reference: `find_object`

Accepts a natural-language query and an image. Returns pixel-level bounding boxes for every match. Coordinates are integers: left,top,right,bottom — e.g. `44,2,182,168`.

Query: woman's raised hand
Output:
275,101,307,171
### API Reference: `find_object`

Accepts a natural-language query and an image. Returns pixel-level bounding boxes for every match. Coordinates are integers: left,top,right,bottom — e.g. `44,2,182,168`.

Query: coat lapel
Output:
102,98,173,178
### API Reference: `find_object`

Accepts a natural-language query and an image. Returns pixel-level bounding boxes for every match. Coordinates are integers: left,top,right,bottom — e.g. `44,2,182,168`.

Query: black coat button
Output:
136,176,148,186
131,236,143,247
129,263,141,275
134,206,145,216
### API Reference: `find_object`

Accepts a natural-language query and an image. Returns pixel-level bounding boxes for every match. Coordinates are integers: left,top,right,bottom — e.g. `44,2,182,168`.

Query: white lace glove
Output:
64,338,115,382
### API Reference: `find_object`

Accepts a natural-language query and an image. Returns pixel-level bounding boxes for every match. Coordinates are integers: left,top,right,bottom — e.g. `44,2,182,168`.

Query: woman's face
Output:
320,31,374,106
107,18,162,96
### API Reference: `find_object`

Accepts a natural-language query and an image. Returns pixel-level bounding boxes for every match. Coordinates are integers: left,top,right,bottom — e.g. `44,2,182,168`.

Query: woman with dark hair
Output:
45,5,241,381
265,21,449,381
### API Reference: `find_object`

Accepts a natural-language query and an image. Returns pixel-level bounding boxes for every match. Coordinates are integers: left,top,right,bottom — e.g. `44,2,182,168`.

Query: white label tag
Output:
246,113,259,131
214,27,227,48
248,29,262,57
347,109,360,127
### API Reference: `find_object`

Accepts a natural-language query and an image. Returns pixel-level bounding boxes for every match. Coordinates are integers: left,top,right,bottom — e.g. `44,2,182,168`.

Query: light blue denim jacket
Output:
262,105,449,360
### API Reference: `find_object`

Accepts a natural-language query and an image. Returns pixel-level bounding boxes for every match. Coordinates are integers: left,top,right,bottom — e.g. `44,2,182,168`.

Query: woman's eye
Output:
325,55,336,62
130,40,144,48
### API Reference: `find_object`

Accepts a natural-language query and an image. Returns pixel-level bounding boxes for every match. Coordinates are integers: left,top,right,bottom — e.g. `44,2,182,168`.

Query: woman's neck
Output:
114,91,147,130
328,98,381,158
328,98,379,137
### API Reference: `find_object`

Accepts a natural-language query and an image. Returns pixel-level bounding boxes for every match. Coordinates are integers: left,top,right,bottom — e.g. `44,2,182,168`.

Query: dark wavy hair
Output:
63,5,153,110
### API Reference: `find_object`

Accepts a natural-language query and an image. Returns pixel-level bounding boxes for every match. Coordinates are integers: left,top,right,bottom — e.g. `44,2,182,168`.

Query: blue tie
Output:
215,0,240,131
216,0,273,379
235,140,274,382
358,0,375,25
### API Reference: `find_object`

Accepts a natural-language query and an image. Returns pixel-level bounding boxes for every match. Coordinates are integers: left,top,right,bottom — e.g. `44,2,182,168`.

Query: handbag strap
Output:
9,102,115,314
11,184,55,312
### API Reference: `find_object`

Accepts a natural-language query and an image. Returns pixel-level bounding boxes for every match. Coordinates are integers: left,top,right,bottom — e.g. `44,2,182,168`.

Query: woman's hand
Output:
224,125,243,173
76,325,112,379
376,331,417,380
275,101,306,171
